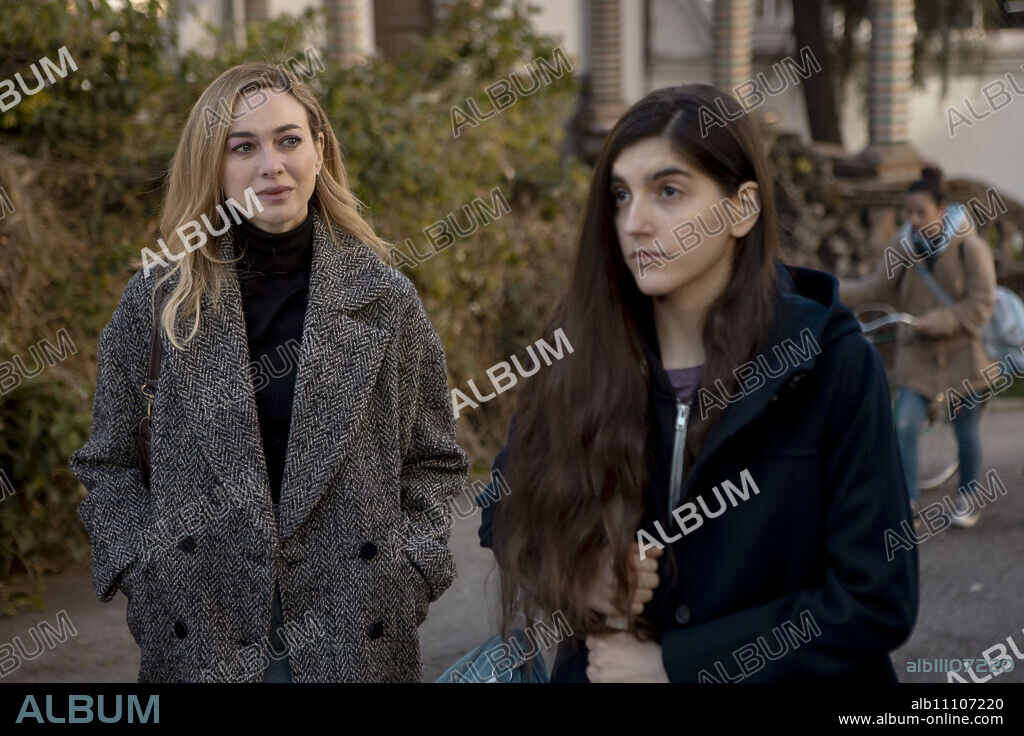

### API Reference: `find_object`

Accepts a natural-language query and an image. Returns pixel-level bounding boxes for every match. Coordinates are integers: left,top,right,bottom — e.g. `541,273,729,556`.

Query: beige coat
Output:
840,218,996,402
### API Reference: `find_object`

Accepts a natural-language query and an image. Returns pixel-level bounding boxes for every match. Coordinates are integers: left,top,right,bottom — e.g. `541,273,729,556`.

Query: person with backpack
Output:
474,84,917,682
840,167,997,529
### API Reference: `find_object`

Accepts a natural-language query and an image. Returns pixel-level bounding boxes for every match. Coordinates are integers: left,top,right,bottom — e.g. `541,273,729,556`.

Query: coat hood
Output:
640,260,864,509
641,260,862,396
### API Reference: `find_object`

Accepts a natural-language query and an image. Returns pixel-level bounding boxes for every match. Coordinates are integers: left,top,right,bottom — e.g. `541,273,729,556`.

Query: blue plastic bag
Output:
436,631,550,683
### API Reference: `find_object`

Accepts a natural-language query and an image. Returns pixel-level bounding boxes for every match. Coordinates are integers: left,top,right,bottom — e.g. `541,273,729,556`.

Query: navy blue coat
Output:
477,263,919,682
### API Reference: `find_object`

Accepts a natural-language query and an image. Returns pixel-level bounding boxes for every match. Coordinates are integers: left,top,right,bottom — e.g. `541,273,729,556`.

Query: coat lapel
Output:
171,211,393,543
276,213,392,542
169,234,276,540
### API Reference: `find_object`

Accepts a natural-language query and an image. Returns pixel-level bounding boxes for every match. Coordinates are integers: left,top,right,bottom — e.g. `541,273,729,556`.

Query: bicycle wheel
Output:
918,415,959,491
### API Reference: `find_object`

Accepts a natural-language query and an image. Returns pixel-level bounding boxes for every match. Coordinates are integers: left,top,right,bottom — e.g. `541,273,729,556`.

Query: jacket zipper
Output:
668,401,690,512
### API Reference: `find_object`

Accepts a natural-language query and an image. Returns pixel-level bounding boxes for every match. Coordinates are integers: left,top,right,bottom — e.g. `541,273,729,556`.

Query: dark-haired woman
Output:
841,167,996,529
476,84,918,682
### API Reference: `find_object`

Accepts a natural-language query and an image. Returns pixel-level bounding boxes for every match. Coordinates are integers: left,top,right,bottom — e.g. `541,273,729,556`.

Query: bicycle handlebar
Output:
859,312,918,334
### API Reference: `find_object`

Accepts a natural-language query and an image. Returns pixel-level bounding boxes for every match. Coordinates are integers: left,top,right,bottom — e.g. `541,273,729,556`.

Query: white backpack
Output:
905,208,1024,373
985,285,1024,372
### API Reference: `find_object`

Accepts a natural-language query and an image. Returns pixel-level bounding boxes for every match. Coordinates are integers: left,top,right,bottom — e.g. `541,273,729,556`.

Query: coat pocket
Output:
125,567,156,649
397,552,431,628
120,558,146,600
123,551,170,651
383,534,431,630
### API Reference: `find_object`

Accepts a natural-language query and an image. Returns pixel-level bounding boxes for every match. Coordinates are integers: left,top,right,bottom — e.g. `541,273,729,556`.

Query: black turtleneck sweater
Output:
234,209,314,506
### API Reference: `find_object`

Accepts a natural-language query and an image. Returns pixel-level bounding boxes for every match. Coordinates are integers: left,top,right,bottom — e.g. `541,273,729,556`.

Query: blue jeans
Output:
894,387,981,502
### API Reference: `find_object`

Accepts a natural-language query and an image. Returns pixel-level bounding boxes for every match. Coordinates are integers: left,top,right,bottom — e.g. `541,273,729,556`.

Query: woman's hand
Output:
585,632,670,682
586,545,663,618
914,311,944,337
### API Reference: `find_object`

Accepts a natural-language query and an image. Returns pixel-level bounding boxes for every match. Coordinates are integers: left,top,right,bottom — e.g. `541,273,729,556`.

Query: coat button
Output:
174,621,188,639
788,373,806,389
359,541,377,560
674,605,692,625
177,535,196,553
368,621,384,639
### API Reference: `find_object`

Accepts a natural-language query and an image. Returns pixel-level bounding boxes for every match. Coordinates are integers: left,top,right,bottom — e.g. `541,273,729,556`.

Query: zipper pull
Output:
677,403,690,428
668,402,690,512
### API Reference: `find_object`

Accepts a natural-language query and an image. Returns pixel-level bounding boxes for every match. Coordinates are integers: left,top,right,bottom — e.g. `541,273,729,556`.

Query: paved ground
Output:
891,403,1024,683
1,404,1021,683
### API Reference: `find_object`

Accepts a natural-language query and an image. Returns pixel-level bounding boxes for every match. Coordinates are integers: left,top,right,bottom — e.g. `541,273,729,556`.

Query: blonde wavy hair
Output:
145,61,391,349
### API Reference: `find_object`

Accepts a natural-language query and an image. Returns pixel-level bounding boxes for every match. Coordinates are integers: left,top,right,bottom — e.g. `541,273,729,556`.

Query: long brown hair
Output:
493,84,780,645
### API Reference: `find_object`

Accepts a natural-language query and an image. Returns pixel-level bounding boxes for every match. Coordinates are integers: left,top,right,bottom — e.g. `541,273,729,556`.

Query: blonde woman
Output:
71,63,469,682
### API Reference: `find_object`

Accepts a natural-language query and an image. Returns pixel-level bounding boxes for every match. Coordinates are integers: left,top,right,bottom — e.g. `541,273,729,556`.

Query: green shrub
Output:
0,0,589,611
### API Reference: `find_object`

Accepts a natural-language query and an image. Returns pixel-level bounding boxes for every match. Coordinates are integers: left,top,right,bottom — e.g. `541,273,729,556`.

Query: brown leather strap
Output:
143,286,166,397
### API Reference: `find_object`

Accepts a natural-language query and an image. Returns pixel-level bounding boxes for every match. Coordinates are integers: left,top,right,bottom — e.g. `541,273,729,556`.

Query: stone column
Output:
324,0,368,66
868,0,914,145
588,0,624,129
859,0,920,181
244,0,268,22
712,0,753,96
228,0,246,48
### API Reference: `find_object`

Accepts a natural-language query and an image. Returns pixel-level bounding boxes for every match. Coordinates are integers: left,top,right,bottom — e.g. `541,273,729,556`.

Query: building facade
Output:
177,0,1024,198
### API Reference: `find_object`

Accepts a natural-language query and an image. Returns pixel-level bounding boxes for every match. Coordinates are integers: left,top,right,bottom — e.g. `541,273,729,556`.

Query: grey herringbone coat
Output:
71,212,469,682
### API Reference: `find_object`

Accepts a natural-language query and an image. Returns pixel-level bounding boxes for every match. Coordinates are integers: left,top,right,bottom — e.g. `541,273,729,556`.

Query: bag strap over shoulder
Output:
912,261,954,306
141,285,167,413
906,219,970,307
